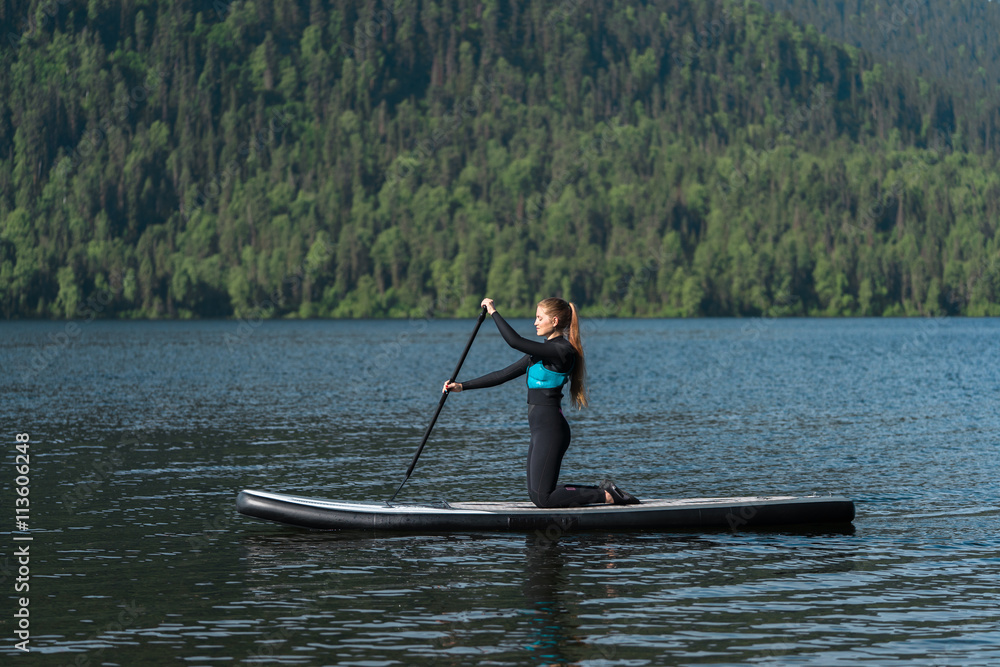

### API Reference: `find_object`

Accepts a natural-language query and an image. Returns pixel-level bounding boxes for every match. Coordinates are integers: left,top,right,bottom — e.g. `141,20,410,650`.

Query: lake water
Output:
1,317,998,666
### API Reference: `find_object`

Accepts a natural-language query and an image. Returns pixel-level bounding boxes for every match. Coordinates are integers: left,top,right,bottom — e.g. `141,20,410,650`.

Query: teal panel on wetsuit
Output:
526,361,570,389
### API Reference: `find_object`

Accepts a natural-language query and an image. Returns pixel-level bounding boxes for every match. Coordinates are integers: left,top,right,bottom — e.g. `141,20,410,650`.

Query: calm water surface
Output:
1,317,998,666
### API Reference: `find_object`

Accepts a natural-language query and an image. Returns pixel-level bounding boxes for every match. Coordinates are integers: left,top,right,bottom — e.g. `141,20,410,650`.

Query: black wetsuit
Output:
460,311,607,508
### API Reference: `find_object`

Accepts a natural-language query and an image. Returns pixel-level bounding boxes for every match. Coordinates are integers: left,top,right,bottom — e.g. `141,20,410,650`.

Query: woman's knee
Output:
527,486,546,507
528,489,559,508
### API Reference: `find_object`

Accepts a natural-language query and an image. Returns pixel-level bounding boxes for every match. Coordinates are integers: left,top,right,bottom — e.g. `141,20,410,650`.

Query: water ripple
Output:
2,319,999,665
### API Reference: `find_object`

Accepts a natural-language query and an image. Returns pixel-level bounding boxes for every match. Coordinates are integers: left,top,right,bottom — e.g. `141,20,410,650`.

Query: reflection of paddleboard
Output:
236,489,855,531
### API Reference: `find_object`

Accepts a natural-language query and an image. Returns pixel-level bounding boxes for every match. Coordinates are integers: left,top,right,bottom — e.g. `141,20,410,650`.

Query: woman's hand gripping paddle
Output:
387,306,488,503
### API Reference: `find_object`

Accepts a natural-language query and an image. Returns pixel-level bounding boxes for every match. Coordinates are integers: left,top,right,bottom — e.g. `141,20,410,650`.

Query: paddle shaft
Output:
388,306,489,502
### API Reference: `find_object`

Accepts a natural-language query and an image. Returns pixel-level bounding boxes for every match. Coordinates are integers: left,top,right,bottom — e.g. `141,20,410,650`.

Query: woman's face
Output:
534,305,559,338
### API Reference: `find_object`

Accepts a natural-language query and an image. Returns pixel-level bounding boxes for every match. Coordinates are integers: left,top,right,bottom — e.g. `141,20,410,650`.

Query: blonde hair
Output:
538,297,587,409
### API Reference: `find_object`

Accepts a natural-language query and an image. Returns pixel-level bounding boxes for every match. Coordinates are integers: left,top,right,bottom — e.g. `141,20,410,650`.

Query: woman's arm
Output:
491,311,569,364
454,355,530,391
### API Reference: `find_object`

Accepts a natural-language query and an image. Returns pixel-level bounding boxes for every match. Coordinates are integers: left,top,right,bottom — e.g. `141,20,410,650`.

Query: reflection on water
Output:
522,536,579,665
233,524,994,665
1,318,999,664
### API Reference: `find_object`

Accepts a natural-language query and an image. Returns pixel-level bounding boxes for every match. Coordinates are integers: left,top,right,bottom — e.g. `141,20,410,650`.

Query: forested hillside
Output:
1,0,999,319
758,0,1000,102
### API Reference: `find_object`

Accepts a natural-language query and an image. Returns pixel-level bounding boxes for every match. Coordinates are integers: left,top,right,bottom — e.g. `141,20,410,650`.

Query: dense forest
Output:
758,0,1000,102
1,0,999,319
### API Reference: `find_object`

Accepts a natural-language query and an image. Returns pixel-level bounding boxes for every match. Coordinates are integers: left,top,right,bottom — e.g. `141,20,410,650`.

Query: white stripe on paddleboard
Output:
242,490,846,515
242,489,494,515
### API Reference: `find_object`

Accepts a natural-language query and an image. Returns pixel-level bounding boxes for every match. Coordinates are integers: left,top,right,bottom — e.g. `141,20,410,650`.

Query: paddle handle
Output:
388,306,488,502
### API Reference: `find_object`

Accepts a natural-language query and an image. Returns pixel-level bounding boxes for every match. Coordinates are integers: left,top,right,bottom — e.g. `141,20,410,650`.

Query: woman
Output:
444,297,640,508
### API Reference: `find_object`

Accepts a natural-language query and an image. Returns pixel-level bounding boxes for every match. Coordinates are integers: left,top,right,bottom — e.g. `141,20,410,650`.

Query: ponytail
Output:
538,297,588,409
566,302,588,409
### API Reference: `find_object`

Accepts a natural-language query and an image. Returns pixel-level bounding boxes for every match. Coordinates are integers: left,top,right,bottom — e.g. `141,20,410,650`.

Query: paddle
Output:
387,305,489,503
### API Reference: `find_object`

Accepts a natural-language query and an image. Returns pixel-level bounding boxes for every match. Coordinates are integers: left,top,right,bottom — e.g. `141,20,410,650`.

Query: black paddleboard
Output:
236,489,855,532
